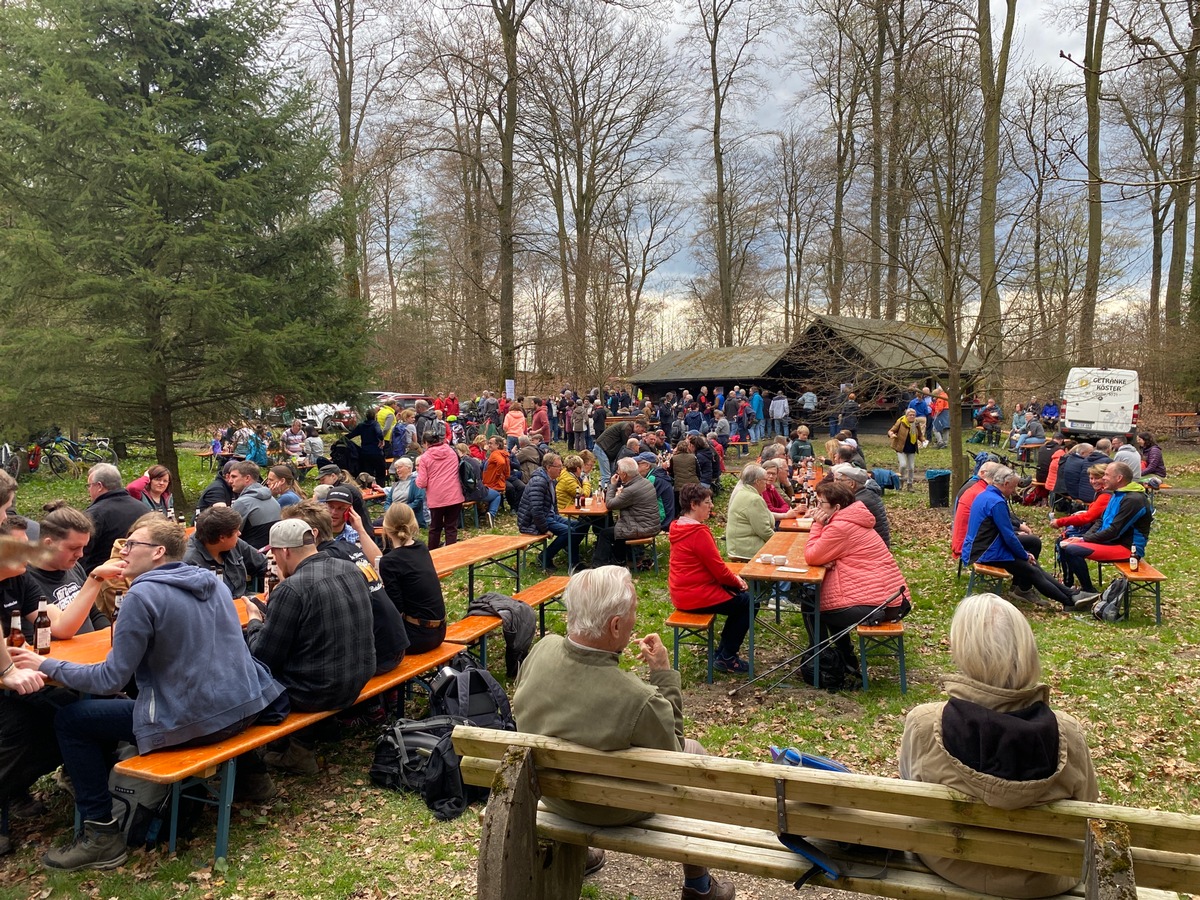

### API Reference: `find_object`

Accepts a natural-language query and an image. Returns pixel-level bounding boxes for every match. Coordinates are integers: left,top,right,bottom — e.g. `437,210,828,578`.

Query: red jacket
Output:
1045,448,1066,492
531,407,550,439
805,501,907,614
1054,490,1111,529
668,518,743,610
951,480,987,558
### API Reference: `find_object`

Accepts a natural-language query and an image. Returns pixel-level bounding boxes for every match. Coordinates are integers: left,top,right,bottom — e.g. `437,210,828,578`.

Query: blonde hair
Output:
950,594,1042,691
382,502,420,545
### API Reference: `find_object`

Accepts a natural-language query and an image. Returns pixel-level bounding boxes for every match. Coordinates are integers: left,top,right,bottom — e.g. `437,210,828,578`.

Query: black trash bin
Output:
926,469,951,508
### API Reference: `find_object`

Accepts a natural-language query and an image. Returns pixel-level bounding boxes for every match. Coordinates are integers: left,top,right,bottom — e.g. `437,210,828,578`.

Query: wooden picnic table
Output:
361,487,386,503
429,532,550,598
559,499,610,569
1167,412,1196,437
738,531,826,685
777,516,812,532
195,447,234,472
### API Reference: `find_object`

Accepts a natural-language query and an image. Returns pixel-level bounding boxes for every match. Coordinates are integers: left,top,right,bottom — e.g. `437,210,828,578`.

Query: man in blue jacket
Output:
1060,462,1152,594
11,514,283,872
518,454,587,572
963,467,1094,612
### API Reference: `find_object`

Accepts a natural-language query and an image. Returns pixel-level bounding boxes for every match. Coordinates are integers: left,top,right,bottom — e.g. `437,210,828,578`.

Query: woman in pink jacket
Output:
415,428,464,549
503,403,528,452
804,480,908,677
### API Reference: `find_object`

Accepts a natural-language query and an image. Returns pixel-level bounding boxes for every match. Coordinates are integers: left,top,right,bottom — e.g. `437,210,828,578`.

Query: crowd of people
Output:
1,377,1178,900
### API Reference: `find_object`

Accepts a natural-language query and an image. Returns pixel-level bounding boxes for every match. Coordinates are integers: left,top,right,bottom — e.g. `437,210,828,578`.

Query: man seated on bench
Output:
10,514,284,872
962,468,1093,612
1060,462,1153,596
900,592,1097,898
244,519,375,775
1010,409,1045,456
512,567,736,900
593,457,661,568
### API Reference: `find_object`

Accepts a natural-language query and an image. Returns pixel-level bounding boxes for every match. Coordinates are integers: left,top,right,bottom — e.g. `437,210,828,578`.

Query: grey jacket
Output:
468,591,537,662
605,473,661,540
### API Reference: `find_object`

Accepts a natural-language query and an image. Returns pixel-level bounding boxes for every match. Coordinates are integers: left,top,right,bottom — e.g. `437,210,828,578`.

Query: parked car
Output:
362,392,433,412
297,402,357,433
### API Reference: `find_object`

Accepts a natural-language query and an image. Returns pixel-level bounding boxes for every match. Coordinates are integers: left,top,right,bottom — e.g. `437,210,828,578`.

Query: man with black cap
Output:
244,519,374,773
316,464,371,526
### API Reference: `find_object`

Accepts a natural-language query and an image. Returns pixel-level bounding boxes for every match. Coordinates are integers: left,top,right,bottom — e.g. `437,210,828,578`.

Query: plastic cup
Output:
773,555,788,566
757,555,772,564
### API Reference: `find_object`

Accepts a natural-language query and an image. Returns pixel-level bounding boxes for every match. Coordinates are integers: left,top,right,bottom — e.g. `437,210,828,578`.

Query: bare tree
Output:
688,0,779,343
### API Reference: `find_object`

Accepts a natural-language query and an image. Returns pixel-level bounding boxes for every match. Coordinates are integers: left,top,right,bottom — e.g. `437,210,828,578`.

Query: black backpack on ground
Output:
1093,576,1128,622
369,656,515,820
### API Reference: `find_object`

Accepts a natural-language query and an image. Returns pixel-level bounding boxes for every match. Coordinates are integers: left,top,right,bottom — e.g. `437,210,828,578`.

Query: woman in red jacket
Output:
1052,464,1110,587
668,483,756,674
804,480,908,676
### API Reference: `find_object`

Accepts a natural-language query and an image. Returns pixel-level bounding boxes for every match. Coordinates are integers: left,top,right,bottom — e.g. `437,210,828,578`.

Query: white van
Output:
1060,367,1140,440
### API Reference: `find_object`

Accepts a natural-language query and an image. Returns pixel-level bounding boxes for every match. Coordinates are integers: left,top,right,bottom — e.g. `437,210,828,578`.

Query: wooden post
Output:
477,746,585,900
1084,818,1136,900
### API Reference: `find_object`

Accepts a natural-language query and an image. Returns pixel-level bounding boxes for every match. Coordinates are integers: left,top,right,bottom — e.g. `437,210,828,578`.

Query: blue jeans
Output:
506,435,519,452
542,520,586,568
771,418,787,438
596,450,613,488
55,698,137,821
484,488,503,516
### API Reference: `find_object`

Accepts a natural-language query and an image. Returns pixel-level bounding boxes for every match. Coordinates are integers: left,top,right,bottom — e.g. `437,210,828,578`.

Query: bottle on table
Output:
34,600,51,655
1129,554,1139,572
167,504,175,521
264,562,280,600
7,611,25,648
575,485,583,509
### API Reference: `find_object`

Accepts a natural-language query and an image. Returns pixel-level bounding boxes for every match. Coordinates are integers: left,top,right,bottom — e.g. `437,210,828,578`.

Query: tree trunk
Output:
867,0,885,319
976,0,1016,393
494,0,520,382
1079,0,1110,365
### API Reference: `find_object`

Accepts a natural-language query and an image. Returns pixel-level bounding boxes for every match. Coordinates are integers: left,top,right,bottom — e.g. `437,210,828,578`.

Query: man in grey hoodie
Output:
11,514,283,872
229,460,281,550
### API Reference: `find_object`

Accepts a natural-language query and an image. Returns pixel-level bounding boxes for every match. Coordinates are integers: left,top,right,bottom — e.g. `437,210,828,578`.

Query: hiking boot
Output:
1008,585,1041,605
1066,591,1100,612
682,877,736,900
263,739,319,775
42,818,127,872
235,772,278,803
11,793,48,819
584,847,606,877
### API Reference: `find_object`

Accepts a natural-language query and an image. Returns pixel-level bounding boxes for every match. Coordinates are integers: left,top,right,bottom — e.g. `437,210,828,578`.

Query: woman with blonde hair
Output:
265,465,305,508
378,503,446,653
899,593,1097,898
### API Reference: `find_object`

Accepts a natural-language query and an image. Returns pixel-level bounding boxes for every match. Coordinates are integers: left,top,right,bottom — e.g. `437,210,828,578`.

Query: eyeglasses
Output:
122,539,163,553
86,481,102,491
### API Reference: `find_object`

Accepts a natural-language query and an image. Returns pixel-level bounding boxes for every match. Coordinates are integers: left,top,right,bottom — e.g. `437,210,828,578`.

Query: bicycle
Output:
0,442,19,478
34,429,118,478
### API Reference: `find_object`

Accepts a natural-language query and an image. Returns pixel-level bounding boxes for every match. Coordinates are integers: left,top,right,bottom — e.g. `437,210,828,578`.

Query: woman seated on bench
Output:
668,484,756,674
378,502,447,654
899,593,1098,898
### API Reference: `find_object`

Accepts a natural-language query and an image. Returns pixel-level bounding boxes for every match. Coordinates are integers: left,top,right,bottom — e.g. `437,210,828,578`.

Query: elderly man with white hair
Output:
831,464,890,547
593,457,661,567
513,567,735,900
962,467,1092,611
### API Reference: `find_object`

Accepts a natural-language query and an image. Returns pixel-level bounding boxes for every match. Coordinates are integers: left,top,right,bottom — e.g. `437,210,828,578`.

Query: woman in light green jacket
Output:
725,466,775,560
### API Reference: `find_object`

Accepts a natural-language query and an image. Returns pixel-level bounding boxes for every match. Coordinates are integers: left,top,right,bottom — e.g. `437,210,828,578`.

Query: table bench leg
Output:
214,758,236,863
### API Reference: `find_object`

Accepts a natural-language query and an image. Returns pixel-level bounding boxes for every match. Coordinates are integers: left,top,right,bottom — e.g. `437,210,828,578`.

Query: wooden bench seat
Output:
965,562,1012,595
514,575,570,637
112,641,464,863
664,562,745,685
855,622,906,693
454,726,1200,900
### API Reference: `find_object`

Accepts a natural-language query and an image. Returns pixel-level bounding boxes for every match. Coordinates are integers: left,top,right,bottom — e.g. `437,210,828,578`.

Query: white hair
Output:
616,457,638,477
564,566,635,640
951,593,1041,690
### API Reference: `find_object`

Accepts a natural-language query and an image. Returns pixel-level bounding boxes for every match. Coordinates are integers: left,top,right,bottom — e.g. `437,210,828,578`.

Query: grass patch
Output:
3,433,1198,899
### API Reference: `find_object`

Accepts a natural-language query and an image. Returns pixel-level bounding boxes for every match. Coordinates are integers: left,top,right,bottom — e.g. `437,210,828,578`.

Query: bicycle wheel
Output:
81,446,118,466
47,452,72,478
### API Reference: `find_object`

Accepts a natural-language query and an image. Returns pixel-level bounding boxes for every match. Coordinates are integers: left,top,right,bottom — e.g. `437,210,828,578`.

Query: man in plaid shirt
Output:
245,519,374,773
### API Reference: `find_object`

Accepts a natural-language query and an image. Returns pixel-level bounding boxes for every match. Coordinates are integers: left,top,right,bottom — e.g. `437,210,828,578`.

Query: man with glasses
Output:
9,514,284,871
81,463,146,574
517,453,587,573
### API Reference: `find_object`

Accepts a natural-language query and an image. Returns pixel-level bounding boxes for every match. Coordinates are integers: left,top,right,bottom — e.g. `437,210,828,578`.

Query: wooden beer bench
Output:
664,562,744,684
111,642,464,863
443,575,571,663
454,726,1200,900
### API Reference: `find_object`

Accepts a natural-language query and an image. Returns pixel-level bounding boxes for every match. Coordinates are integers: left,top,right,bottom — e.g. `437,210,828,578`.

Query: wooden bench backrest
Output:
452,727,1200,893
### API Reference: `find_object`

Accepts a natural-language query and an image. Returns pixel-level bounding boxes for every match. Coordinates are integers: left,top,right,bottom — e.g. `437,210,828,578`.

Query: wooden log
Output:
477,746,585,900
1085,819,1136,900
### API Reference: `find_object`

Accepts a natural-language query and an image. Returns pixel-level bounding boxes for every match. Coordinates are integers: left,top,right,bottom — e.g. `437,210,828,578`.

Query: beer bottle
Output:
264,562,280,600
575,485,583,509
34,600,51,655
7,611,24,648
110,590,124,645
